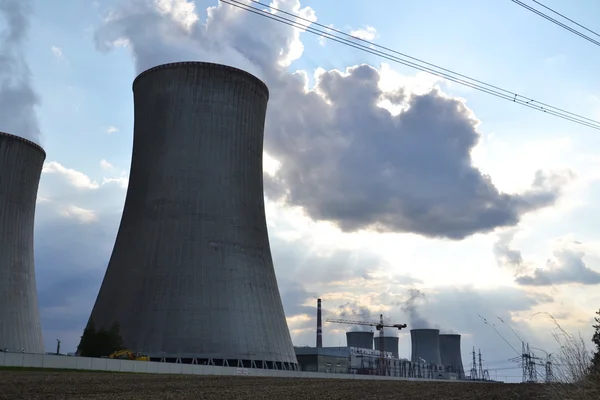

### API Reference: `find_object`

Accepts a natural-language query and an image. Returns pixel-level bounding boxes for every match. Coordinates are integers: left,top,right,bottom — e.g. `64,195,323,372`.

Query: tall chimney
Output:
316,298,323,348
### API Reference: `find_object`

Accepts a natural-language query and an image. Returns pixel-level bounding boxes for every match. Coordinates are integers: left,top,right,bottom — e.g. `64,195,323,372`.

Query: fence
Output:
0,351,456,382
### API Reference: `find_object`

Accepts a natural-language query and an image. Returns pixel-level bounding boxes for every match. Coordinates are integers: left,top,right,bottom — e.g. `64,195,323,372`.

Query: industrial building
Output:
293,299,460,379
83,62,297,370
0,132,45,354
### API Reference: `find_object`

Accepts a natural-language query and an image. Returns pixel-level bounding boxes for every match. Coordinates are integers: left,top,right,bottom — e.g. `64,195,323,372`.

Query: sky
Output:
1,0,600,383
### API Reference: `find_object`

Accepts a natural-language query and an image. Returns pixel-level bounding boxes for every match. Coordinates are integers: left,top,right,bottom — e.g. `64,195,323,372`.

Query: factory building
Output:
0,132,45,354
294,347,349,373
293,299,459,379
83,62,297,370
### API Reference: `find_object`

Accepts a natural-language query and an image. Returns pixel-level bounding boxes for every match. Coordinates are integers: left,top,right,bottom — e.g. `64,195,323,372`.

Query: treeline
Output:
76,320,125,358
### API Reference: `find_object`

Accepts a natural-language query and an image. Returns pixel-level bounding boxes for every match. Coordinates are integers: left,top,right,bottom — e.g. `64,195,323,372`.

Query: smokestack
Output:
316,298,323,348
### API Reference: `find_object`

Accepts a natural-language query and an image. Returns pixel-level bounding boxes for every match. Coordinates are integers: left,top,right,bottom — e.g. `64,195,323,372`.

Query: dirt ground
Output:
0,370,556,399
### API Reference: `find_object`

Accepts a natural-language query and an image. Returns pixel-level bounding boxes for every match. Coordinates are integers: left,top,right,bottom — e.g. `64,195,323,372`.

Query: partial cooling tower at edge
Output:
373,336,399,358
84,62,298,369
346,331,374,350
439,334,464,376
410,329,442,365
0,132,45,353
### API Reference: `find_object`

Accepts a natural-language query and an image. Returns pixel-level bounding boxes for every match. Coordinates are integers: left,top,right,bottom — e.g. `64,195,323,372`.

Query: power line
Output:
219,0,600,131
511,0,600,46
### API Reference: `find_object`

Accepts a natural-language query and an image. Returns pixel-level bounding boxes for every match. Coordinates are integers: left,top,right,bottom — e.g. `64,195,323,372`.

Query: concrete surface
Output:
85,62,297,368
0,132,45,354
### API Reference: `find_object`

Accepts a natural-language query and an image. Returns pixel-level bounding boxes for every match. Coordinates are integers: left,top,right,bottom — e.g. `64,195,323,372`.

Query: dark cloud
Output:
95,0,570,240
0,0,41,143
517,247,600,286
264,67,571,240
279,280,317,317
270,235,385,285
33,167,124,352
494,231,600,287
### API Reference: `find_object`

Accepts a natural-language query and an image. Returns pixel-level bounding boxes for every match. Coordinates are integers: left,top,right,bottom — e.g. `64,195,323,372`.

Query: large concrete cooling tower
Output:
84,62,297,370
373,336,399,358
0,132,45,353
439,334,464,376
346,331,374,350
410,329,441,365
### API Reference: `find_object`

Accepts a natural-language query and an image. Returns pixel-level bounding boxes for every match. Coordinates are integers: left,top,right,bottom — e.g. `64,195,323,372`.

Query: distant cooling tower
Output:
346,331,374,350
439,334,464,377
84,62,297,370
0,132,45,353
410,329,442,365
373,336,399,358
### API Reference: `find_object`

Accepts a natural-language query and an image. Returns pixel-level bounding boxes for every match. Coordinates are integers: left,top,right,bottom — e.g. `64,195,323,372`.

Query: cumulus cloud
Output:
0,0,41,143
350,26,377,41
91,0,569,240
517,244,600,286
51,45,63,59
105,125,119,134
42,161,100,189
100,159,114,170
494,232,600,286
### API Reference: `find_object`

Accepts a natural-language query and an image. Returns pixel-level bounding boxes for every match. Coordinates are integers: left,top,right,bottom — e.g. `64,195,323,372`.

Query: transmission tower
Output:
477,348,490,381
470,347,478,380
545,354,554,383
521,342,538,383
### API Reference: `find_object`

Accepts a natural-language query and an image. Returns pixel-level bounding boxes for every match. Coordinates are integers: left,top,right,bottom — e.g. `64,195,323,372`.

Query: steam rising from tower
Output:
0,132,45,353
316,298,323,348
84,62,297,369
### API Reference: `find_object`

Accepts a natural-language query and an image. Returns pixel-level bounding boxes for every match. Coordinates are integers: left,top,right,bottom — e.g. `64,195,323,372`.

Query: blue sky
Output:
3,0,600,382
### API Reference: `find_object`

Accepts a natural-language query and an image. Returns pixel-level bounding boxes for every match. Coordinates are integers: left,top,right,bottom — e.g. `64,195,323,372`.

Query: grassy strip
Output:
0,366,133,373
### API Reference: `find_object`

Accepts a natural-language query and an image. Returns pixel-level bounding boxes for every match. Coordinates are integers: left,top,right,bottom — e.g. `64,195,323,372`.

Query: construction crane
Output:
326,314,407,376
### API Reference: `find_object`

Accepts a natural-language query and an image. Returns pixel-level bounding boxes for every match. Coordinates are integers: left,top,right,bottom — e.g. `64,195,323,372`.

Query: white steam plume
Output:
0,0,41,143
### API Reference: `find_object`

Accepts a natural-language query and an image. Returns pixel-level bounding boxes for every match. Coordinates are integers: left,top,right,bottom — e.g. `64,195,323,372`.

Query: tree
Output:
76,319,125,358
591,309,600,374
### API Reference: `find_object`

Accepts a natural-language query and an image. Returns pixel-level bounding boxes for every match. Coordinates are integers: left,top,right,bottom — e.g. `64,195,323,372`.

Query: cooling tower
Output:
346,331,374,350
84,62,297,369
0,132,45,353
410,329,442,365
373,336,399,358
439,334,464,376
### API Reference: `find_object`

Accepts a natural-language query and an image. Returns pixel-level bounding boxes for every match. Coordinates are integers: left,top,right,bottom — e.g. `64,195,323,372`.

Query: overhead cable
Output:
511,0,600,47
218,0,600,131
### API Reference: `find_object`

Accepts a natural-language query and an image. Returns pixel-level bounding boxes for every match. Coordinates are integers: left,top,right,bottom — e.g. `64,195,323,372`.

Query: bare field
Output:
0,370,550,399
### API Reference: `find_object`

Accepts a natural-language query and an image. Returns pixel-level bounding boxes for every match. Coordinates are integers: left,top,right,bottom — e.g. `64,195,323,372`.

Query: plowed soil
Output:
0,370,558,399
